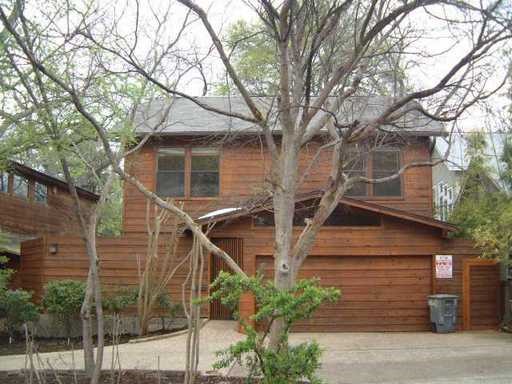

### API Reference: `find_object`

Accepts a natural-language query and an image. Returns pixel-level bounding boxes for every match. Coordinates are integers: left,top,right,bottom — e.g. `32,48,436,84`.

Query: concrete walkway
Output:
1,321,512,383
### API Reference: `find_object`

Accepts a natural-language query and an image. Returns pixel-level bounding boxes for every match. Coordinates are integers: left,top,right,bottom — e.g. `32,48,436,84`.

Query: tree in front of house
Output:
450,132,512,260
210,272,340,384
217,15,412,98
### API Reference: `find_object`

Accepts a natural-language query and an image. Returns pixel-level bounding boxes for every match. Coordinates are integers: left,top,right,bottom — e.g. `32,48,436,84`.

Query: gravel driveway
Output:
1,321,511,384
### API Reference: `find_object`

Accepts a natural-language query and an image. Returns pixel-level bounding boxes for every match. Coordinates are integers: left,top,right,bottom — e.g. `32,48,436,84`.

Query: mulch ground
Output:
0,370,247,384
0,327,186,356
0,334,127,356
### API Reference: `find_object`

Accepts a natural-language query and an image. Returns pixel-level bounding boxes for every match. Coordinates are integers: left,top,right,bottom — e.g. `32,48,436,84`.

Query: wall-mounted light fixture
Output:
49,243,58,254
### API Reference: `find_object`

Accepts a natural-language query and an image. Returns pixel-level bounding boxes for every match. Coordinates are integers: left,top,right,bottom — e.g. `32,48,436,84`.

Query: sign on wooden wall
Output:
435,255,453,278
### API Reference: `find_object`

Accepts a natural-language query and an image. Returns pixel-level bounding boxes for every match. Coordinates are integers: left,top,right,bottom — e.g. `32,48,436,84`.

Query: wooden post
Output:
431,255,437,295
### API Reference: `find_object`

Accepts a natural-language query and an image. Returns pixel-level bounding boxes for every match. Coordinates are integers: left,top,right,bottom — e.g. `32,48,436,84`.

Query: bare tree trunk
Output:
184,236,204,384
85,225,105,384
81,271,95,375
268,134,300,347
137,200,183,336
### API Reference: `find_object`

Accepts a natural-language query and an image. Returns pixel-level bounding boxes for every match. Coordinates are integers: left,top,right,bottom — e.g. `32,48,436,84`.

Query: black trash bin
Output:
428,294,458,333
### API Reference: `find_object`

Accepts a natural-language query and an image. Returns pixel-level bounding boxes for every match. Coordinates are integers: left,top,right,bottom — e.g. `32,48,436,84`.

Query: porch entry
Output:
209,238,243,320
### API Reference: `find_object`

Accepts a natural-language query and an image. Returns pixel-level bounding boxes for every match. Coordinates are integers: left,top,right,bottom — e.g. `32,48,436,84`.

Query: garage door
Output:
256,255,432,332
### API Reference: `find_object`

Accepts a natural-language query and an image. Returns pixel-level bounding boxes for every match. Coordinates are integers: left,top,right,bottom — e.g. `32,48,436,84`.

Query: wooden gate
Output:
463,259,501,330
209,238,243,320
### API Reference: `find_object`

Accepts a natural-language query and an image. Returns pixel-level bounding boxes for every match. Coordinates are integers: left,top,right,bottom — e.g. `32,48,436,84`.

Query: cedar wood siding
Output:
20,235,203,307
21,219,499,331
210,218,497,331
122,137,433,234
0,180,96,237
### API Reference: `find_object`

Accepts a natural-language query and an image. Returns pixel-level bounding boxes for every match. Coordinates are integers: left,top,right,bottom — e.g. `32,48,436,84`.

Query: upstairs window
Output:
345,152,368,197
344,148,402,198
156,148,219,198
191,148,219,197
35,182,48,203
12,174,28,198
372,149,401,197
0,173,7,193
157,149,185,197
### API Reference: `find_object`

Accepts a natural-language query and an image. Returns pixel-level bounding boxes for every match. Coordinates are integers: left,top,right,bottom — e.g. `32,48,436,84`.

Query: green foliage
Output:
451,191,512,259
42,280,86,337
97,177,123,237
156,293,181,318
500,136,512,189
209,272,340,384
217,13,412,97
450,132,512,260
216,20,278,95
102,287,137,315
0,289,39,338
156,292,181,330
0,256,13,294
0,257,39,338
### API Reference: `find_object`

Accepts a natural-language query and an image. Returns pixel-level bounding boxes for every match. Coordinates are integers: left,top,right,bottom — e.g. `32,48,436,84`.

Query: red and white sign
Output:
435,255,453,279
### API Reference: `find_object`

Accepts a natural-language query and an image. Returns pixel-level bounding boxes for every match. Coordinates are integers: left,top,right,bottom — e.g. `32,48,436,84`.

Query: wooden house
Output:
0,161,98,287
0,161,98,238
17,97,503,332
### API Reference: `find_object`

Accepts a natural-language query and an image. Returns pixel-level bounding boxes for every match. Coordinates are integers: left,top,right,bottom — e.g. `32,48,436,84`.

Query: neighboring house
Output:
17,96,503,332
0,161,98,253
432,133,506,220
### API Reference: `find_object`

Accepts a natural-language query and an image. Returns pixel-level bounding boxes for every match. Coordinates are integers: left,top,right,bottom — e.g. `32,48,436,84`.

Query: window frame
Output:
12,174,29,199
156,148,186,198
370,148,403,198
155,147,221,199
344,150,369,197
0,173,8,193
345,147,404,199
34,181,48,204
190,148,220,197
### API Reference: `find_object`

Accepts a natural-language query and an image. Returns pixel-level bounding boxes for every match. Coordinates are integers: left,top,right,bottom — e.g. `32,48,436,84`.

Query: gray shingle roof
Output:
134,96,445,137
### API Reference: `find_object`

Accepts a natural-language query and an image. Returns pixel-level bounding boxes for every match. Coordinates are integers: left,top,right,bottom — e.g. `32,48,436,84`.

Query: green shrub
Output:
42,280,86,338
102,287,137,315
0,255,13,293
0,289,39,340
156,292,182,330
0,255,38,340
209,272,340,384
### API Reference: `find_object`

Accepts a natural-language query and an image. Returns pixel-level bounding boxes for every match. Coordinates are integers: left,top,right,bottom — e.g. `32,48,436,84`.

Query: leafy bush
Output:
0,289,39,339
102,287,137,315
156,292,181,331
450,132,512,260
0,256,13,293
0,255,39,340
42,280,86,338
209,272,340,384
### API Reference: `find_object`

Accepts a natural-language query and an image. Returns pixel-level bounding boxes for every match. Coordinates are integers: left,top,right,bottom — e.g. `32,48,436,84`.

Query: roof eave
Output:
135,130,447,138
195,192,457,233
10,162,100,202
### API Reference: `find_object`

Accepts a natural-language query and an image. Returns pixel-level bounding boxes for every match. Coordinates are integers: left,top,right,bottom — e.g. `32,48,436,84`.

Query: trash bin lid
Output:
428,294,459,299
